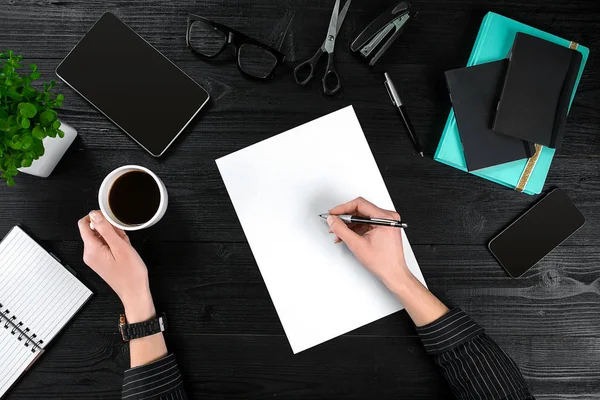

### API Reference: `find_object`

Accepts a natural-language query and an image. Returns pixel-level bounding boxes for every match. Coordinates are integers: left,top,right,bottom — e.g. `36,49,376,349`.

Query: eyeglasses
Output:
186,14,286,80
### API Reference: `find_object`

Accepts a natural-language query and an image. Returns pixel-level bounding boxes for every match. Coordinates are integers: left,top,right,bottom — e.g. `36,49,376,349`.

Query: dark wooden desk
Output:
2,0,599,398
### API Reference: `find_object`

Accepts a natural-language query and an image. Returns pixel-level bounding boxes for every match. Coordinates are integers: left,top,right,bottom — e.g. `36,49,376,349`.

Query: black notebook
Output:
445,60,535,171
0,227,93,398
493,33,582,149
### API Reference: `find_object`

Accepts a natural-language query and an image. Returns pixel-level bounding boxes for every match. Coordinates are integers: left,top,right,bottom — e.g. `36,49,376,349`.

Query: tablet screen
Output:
56,12,210,156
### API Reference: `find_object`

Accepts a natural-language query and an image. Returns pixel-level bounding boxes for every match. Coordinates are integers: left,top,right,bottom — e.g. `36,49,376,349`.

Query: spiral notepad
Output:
0,226,93,398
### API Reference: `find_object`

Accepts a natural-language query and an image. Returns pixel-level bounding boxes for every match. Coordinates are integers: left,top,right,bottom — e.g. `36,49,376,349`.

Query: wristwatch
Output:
119,312,168,342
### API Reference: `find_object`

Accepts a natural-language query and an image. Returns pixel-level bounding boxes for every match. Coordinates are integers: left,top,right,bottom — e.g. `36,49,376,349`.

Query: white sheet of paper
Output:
216,106,427,353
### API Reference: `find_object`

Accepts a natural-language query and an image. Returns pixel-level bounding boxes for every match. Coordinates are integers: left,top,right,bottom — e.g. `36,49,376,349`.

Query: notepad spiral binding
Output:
0,303,44,352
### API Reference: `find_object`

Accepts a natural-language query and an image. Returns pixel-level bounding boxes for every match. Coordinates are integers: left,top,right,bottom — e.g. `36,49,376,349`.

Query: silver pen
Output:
384,72,423,157
320,213,407,229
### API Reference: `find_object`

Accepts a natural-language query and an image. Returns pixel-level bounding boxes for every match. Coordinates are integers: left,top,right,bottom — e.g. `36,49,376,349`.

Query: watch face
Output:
158,314,167,331
119,314,129,342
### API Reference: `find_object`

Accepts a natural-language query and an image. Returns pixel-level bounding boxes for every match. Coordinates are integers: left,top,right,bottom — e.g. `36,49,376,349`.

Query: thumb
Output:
89,210,126,252
327,216,365,254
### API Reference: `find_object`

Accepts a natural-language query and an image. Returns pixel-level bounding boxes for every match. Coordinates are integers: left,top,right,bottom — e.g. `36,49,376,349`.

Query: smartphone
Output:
488,188,585,278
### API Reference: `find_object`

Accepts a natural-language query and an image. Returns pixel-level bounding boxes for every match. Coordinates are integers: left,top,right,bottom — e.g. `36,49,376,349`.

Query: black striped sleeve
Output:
416,308,535,400
122,354,187,400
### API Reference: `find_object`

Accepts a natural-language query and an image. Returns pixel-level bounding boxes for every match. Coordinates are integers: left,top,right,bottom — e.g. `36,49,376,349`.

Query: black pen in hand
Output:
320,214,407,229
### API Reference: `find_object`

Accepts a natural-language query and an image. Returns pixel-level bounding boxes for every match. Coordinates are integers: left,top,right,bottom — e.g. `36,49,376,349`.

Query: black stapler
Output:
350,1,411,66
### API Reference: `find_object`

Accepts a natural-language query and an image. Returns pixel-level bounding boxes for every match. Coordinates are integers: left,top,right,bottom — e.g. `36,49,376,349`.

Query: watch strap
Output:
120,312,167,341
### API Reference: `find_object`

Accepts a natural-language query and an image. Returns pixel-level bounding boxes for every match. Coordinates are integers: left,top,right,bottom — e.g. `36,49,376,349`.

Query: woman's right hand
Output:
77,210,155,323
326,197,415,291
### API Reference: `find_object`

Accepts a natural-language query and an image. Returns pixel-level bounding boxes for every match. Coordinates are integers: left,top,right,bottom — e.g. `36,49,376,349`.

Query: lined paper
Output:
0,331,38,397
0,226,93,397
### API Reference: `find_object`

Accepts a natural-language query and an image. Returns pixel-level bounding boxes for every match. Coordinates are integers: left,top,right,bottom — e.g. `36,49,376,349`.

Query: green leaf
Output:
6,115,20,134
29,63,37,72
7,177,15,186
20,158,32,168
52,120,61,129
39,109,57,126
18,102,37,118
7,90,22,101
57,129,64,138
21,86,36,100
33,139,44,157
9,135,22,149
30,71,41,80
20,117,30,129
21,134,33,149
56,94,64,102
32,125,45,140
7,115,18,126
0,119,9,132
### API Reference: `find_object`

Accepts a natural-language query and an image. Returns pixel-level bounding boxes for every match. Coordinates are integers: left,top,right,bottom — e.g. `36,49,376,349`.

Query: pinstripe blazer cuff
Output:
415,308,484,355
122,354,186,399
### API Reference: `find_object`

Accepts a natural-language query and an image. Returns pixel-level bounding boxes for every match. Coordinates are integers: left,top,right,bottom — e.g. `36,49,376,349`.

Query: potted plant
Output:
0,50,77,186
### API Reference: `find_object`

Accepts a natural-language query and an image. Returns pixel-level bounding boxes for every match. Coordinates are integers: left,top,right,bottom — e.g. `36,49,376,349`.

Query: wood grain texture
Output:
1,58,598,157
17,241,600,339
7,332,600,399
1,149,599,245
1,0,600,398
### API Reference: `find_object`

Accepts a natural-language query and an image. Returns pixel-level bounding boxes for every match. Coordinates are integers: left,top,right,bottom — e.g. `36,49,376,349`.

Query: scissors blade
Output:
324,0,341,53
336,0,352,34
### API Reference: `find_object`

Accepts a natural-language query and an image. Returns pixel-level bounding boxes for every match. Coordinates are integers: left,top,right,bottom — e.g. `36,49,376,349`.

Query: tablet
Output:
56,12,210,156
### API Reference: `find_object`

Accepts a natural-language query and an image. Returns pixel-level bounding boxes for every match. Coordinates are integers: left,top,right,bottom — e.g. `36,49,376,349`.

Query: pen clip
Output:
384,80,396,106
384,74,403,107
370,217,398,224
369,217,407,228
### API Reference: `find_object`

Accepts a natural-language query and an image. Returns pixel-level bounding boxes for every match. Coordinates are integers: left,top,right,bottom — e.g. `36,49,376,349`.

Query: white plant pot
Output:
18,121,77,178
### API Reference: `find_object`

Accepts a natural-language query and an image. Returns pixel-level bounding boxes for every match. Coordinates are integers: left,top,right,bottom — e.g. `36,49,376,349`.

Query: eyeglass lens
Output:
238,43,278,78
188,20,227,57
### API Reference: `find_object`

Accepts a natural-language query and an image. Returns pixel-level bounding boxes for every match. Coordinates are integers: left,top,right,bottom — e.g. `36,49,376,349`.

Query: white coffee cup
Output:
98,165,168,231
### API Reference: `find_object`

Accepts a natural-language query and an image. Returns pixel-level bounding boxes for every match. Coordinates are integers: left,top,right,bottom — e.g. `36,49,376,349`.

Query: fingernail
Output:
89,222,95,231
89,211,101,223
327,216,334,227
334,236,341,243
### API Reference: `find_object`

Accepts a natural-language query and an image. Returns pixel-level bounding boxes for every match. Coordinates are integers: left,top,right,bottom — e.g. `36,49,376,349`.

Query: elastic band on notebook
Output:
569,41,579,50
516,143,543,192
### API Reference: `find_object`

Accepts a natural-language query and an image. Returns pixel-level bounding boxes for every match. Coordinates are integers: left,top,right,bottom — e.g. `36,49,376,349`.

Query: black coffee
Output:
109,171,160,225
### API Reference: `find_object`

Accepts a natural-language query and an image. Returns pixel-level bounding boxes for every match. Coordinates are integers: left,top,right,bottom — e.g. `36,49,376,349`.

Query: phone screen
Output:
489,188,585,278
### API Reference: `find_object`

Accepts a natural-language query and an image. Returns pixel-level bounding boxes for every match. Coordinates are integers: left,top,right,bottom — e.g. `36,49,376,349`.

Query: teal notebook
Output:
434,12,589,195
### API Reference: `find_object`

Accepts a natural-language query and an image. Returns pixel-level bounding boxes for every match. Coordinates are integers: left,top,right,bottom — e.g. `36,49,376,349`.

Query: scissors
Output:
293,0,352,95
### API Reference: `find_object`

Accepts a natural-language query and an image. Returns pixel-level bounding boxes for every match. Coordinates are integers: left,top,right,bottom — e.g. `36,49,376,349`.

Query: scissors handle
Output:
294,48,324,85
322,52,341,95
